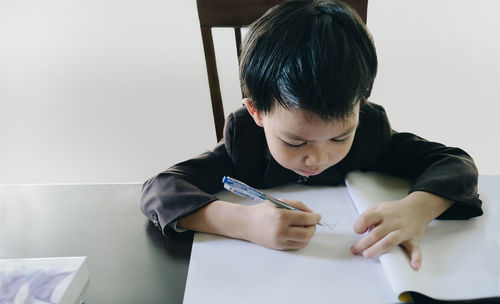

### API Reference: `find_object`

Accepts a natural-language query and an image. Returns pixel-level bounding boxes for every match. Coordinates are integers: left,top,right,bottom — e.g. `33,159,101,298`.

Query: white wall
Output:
0,0,217,184
368,0,500,176
0,0,498,184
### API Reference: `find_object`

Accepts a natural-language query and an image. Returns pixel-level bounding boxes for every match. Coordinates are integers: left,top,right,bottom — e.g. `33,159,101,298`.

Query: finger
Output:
360,230,402,258
353,211,382,234
286,225,316,242
279,199,313,212
401,241,422,270
350,225,388,255
285,209,322,226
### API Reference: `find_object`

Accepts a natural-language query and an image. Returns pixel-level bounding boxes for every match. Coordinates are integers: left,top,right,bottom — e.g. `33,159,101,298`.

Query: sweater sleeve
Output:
373,104,482,219
139,114,237,237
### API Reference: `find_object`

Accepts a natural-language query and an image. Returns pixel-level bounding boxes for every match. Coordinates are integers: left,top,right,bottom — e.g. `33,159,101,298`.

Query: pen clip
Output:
222,176,265,201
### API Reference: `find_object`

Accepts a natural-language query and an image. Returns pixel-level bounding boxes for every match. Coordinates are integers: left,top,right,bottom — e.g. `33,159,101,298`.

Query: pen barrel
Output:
264,195,298,211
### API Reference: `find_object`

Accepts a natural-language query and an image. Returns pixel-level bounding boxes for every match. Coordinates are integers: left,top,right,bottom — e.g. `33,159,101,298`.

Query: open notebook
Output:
345,172,500,302
0,256,89,304
183,172,500,303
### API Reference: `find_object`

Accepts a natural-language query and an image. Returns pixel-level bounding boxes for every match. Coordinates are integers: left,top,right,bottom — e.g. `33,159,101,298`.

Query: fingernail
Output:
413,261,420,270
350,246,357,255
362,251,369,258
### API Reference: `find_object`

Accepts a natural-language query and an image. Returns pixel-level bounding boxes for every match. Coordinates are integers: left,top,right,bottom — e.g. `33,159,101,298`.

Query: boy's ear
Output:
243,98,264,127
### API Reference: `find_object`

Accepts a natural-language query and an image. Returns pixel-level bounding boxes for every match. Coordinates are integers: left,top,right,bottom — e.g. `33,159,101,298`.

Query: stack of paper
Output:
0,256,89,304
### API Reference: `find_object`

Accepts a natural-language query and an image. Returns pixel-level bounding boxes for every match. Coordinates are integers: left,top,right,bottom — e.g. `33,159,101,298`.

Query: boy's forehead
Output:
268,102,360,125
265,103,360,138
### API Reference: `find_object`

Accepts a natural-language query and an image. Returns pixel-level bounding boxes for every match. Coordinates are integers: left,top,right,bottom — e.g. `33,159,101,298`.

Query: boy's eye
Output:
330,137,349,144
282,140,306,148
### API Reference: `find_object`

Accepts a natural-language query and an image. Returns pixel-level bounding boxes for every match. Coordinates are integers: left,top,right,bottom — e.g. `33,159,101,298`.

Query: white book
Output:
183,172,500,303
0,256,89,304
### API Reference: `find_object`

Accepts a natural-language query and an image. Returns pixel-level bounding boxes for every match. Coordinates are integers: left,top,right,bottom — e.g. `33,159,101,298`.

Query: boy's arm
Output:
141,141,322,248
372,104,482,219
140,108,254,237
350,103,482,269
140,140,235,237
177,199,321,250
140,107,270,238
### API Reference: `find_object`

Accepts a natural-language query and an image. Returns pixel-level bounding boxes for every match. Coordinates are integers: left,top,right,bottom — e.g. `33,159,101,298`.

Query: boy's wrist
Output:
177,200,251,240
407,191,453,222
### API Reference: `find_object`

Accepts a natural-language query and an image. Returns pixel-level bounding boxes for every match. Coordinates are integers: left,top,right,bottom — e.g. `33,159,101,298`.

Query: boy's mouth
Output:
298,169,323,176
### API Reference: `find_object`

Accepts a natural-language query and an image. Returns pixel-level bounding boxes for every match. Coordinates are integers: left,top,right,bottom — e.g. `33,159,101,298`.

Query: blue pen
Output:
222,176,332,228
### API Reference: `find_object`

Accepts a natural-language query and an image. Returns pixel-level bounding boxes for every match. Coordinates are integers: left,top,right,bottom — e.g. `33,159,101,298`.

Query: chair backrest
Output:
197,0,368,142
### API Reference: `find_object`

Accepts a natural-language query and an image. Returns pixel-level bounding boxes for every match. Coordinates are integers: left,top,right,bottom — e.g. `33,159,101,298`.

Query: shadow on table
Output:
144,221,193,261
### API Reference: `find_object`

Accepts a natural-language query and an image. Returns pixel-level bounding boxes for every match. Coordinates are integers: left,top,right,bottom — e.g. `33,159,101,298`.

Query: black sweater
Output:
140,102,483,237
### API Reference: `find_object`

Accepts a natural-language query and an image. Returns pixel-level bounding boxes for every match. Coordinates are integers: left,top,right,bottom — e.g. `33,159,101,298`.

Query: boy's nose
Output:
305,149,330,167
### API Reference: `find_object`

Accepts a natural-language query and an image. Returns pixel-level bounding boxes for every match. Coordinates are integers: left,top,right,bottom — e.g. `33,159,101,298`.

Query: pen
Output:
222,176,332,228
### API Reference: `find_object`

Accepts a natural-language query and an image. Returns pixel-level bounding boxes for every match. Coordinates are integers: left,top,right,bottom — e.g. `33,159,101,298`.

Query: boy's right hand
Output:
244,199,321,250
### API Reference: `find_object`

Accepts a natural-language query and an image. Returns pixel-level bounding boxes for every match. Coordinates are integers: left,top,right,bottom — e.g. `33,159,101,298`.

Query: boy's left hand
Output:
350,191,453,270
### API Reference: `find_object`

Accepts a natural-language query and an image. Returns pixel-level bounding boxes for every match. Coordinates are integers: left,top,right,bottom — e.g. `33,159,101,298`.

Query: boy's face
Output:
245,99,359,177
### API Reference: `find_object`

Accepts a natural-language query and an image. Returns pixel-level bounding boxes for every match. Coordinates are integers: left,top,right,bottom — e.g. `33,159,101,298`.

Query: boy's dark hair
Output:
240,0,377,120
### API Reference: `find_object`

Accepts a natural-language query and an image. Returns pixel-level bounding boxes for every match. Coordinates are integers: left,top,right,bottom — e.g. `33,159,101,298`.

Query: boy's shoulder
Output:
223,106,263,144
360,101,387,119
226,106,254,124
358,101,390,141
338,101,391,171
223,107,268,181
359,101,391,133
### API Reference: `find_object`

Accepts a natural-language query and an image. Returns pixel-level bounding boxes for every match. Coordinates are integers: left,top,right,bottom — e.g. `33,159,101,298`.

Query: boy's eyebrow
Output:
283,122,359,142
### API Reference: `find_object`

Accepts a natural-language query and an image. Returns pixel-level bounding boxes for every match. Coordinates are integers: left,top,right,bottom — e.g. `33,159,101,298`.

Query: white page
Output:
345,171,500,301
183,184,396,304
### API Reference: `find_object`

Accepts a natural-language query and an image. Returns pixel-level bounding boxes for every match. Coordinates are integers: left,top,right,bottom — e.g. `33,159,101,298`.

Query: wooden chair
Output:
196,0,368,142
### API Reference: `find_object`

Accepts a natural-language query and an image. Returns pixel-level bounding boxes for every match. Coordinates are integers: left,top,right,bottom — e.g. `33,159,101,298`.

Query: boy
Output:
140,0,482,270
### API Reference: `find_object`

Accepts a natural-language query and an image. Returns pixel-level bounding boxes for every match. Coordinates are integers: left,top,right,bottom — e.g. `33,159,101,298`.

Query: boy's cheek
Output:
271,148,300,169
